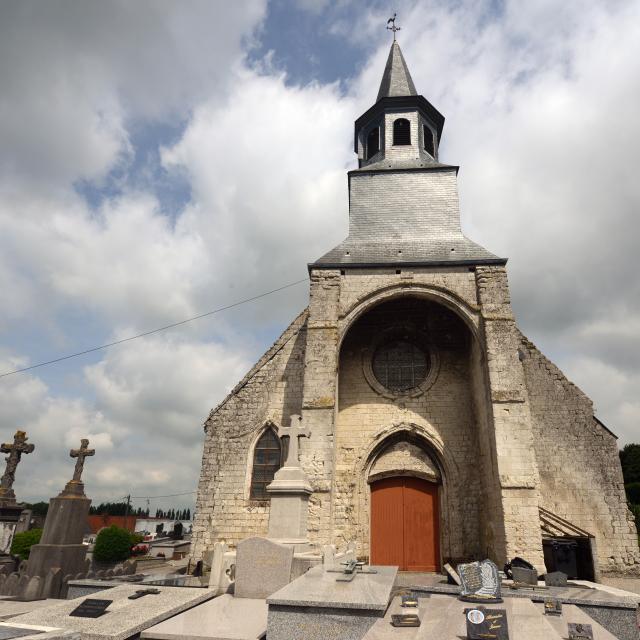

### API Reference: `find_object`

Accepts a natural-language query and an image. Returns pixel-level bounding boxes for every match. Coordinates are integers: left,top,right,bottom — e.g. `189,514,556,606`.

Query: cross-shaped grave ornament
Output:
70,438,95,483
0,430,35,503
278,415,310,467
62,438,95,496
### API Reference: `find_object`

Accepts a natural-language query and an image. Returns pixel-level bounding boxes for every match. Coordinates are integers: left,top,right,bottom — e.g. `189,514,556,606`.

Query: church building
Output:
191,41,639,576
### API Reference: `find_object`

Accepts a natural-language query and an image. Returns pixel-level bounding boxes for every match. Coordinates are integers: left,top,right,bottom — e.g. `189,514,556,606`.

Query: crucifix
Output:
0,430,35,502
278,415,310,467
386,13,401,41
70,439,95,483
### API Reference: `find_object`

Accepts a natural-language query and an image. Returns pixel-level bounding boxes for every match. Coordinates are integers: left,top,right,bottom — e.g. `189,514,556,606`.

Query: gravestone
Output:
464,607,509,640
511,565,537,585
457,560,502,602
234,537,294,599
544,571,568,587
26,439,95,598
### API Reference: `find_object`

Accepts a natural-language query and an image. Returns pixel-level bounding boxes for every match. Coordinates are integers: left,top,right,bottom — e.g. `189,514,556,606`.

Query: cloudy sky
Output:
1,0,639,511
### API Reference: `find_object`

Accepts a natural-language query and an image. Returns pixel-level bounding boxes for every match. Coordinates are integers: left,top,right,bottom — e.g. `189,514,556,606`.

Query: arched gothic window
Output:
366,126,380,159
250,427,282,500
423,124,435,157
393,118,411,145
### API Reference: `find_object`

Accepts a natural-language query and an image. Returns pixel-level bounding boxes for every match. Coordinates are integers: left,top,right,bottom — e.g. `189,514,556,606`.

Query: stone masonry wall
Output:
333,293,485,563
519,334,640,572
190,311,308,559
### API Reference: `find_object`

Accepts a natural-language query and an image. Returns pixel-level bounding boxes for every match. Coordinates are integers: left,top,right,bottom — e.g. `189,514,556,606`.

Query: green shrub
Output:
625,482,640,505
93,525,134,562
11,528,42,560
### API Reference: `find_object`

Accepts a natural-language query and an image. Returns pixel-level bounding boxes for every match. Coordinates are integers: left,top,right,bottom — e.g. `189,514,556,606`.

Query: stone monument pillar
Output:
266,415,313,551
0,430,35,568
27,439,95,579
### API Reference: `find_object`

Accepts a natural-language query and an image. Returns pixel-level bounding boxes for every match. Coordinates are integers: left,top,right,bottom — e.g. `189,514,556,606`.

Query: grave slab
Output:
266,565,397,640
9,585,215,640
141,594,267,640
0,600,63,622
535,602,619,640
0,622,79,640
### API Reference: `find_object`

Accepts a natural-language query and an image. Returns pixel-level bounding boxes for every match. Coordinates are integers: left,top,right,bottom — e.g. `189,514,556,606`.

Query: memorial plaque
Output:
465,607,509,640
391,613,420,627
401,593,418,607
69,598,112,618
458,560,502,602
544,571,568,587
543,597,563,616
568,622,594,640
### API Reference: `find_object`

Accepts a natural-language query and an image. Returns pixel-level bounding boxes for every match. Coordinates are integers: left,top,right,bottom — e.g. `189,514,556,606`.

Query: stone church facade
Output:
191,42,639,575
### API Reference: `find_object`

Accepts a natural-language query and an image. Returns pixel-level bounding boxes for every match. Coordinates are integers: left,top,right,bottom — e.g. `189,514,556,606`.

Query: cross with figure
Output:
386,13,401,41
70,439,95,483
278,415,310,467
0,430,35,503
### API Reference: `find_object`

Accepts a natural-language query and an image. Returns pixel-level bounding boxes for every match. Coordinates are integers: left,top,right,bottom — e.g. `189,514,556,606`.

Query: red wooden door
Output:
370,476,440,571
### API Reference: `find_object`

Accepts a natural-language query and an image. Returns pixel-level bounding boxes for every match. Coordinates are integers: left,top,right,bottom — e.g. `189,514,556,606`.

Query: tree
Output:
186,508,191,520
93,525,135,562
620,444,640,484
11,529,42,560
626,483,640,505
23,502,49,517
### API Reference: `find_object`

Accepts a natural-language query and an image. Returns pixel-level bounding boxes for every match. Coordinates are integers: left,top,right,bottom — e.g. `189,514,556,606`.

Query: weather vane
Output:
387,13,401,41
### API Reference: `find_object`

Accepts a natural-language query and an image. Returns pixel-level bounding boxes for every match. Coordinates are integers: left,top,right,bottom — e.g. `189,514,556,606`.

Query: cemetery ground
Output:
0,429,638,640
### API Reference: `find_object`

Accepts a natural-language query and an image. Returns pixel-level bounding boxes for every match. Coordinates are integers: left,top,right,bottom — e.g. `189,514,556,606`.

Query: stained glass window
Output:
372,340,428,392
250,428,282,500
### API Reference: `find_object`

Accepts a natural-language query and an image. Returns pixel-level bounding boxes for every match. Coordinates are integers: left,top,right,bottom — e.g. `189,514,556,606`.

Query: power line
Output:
126,490,197,500
0,277,308,379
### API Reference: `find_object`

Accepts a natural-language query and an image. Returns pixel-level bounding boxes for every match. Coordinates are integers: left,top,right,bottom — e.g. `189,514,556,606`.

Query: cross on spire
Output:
386,13,401,41
70,438,95,483
278,415,310,467
0,430,35,504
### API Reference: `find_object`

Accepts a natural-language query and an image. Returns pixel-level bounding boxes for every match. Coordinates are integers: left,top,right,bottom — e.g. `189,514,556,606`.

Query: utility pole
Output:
124,494,131,530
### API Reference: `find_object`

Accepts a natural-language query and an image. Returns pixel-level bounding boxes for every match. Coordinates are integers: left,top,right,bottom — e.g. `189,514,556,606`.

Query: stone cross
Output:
70,439,95,483
0,430,35,501
278,415,310,467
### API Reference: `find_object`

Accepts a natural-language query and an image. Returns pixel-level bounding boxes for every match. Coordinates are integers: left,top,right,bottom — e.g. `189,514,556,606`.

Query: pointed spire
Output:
377,40,417,101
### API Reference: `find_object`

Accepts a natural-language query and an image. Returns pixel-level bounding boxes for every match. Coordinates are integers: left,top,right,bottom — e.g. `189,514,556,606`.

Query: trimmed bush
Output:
11,528,43,560
93,525,134,562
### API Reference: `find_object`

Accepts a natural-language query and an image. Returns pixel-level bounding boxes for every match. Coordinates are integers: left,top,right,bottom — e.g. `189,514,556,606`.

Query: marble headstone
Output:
511,566,537,585
233,537,293,599
544,571,568,587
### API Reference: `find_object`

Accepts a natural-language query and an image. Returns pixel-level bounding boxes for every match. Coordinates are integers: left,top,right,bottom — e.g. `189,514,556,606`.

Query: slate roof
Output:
312,237,503,269
377,41,417,100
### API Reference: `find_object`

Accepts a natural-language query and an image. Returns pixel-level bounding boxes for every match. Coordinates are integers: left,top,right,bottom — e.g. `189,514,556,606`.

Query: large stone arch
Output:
337,283,483,351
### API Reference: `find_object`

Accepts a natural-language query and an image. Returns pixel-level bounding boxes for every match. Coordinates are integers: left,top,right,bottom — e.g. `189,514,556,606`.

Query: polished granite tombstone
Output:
9,585,215,640
142,537,294,640
266,565,397,640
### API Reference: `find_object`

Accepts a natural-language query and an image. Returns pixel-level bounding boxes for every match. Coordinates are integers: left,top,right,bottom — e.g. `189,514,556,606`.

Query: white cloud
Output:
0,0,639,508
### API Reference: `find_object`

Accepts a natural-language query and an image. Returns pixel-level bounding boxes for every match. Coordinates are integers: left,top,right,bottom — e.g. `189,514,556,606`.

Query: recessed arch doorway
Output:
370,475,440,571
